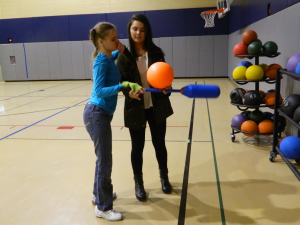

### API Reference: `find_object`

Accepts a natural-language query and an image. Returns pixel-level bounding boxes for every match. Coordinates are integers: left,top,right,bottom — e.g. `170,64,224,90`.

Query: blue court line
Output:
0,99,88,141
23,43,29,79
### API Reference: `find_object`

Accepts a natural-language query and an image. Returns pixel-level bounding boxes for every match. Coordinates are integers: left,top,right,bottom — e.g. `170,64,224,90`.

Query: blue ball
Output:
295,62,300,80
279,136,300,159
262,112,273,120
237,61,253,68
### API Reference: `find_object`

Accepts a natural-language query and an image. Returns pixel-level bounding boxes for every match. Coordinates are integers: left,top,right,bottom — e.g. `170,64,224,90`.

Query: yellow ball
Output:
245,65,264,80
233,66,247,80
259,63,268,75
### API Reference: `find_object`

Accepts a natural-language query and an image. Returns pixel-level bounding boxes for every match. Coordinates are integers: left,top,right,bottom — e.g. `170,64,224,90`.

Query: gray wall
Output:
228,2,300,135
0,35,228,81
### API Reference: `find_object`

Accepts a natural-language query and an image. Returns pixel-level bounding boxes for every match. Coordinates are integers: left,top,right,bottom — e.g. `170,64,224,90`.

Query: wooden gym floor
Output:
0,78,299,225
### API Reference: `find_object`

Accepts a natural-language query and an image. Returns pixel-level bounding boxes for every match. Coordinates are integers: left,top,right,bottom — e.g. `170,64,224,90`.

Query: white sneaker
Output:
92,192,117,205
94,206,123,221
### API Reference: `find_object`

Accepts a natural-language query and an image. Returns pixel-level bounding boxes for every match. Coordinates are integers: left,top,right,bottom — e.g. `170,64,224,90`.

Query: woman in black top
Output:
117,14,174,201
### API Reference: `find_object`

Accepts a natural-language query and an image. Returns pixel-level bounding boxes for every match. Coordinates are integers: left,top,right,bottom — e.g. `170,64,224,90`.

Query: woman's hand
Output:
129,89,144,100
159,85,172,94
117,41,125,54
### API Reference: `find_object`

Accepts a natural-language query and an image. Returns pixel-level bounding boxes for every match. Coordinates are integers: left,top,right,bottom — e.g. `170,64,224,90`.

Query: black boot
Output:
134,174,147,201
159,169,172,194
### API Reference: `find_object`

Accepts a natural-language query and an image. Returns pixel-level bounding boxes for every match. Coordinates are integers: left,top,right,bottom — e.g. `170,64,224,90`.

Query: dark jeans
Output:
83,103,113,211
129,107,168,175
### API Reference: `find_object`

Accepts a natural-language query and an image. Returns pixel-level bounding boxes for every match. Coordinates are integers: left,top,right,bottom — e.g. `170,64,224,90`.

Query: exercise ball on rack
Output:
265,89,275,96
279,136,300,160
286,53,300,73
293,106,300,122
233,43,248,59
242,90,262,106
271,114,287,133
241,111,251,120
296,62,300,76
263,112,273,120
241,120,258,137
258,120,274,136
263,41,278,55
230,88,246,104
237,61,252,68
280,94,300,117
233,66,247,80
248,42,262,55
259,90,266,99
249,110,264,124
264,92,282,109
231,114,248,130
259,63,268,79
266,64,282,80
242,30,258,45
245,65,264,80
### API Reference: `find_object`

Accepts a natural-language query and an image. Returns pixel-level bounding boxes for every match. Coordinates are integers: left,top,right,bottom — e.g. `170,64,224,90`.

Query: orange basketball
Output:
241,120,258,137
264,92,282,109
147,62,174,89
258,120,274,136
266,64,282,79
233,42,248,59
242,30,258,45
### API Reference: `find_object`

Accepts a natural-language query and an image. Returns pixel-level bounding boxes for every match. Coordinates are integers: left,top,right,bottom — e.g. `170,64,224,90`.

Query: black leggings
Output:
129,107,168,175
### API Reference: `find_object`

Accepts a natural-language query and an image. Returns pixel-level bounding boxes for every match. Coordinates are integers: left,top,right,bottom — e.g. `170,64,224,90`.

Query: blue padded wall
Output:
33,16,70,42
146,9,186,37
69,14,107,41
229,0,300,33
106,11,145,39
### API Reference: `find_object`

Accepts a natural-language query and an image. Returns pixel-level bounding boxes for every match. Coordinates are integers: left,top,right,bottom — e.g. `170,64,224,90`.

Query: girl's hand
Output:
117,41,125,54
129,89,144,100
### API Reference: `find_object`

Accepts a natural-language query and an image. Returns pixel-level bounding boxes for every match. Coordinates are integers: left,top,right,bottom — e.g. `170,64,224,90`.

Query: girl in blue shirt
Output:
83,22,142,221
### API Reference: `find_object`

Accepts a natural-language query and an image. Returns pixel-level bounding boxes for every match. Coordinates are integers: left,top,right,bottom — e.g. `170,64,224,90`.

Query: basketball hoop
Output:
201,9,224,28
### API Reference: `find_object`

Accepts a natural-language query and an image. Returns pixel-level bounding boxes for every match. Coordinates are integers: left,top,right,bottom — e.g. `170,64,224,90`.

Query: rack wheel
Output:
295,159,300,164
231,134,235,142
269,152,277,162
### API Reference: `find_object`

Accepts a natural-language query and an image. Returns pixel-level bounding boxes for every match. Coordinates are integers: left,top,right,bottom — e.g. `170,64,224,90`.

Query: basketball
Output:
233,66,247,80
263,41,278,55
258,120,274,136
241,120,258,137
242,30,258,45
233,42,248,59
245,65,264,80
280,136,300,160
266,64,282,79
147,62,174,89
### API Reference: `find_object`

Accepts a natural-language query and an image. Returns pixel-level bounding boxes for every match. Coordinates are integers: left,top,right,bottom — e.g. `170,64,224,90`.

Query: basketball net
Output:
201,9,224,28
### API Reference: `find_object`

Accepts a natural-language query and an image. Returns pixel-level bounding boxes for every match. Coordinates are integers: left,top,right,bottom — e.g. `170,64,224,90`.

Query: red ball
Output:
242,30,258,45
147,62,174,89
233,42,248,59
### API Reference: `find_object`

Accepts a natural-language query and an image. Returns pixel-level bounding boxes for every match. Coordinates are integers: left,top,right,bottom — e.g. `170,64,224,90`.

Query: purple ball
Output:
286,53,300,73
231,114,247,130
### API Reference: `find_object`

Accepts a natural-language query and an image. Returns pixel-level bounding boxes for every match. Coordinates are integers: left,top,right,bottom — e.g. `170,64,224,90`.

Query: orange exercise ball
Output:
242,30,258,45
147,62,174,89
264,92,282,109
266,64,282,79
258,120,274,136
233,42,248,59
241,120,258,137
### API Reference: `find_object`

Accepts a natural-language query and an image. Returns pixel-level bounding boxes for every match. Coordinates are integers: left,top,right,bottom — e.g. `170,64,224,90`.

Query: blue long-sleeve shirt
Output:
89,50,122,115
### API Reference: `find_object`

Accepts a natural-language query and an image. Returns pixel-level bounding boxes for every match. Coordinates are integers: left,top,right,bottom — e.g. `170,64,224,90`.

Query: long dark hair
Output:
127,14,158,58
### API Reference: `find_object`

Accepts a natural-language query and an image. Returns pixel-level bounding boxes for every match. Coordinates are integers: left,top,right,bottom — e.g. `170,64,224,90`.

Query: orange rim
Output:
201,8,224,15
